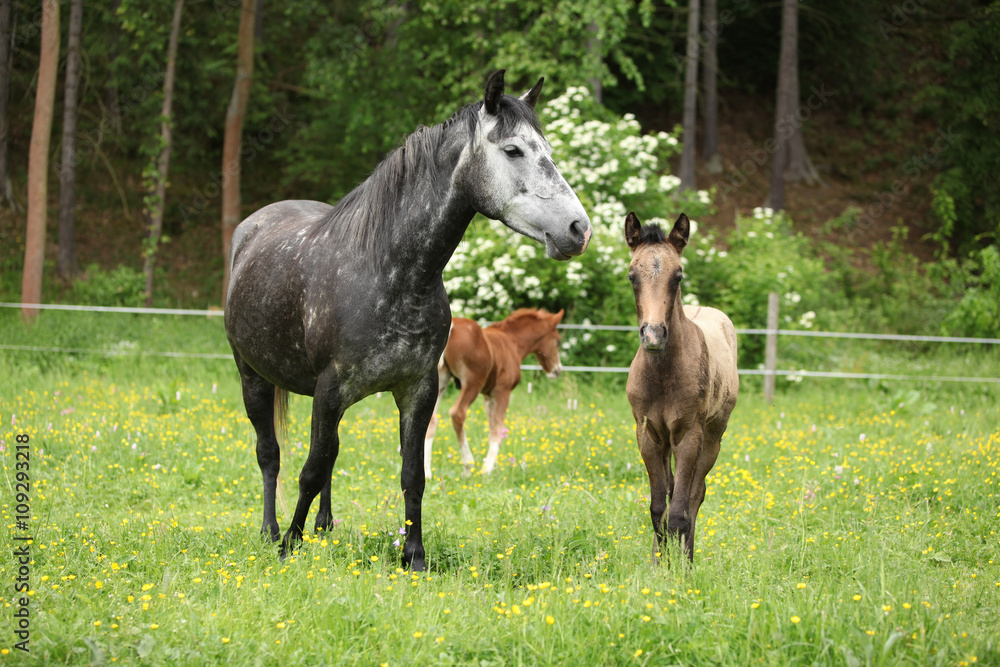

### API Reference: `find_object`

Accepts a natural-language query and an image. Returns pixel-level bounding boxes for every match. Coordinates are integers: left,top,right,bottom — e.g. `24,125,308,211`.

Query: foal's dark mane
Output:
637,223,667,246
311,94,545,263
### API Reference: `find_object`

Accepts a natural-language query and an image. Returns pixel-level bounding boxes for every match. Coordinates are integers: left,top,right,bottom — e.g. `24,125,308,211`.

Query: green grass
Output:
1,314,998,665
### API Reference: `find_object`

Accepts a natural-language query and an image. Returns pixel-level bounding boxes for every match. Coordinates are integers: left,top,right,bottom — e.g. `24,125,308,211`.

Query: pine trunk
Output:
21,0,59,322
142,0,184,306
221,0,257,306
679,0,700,191
0,0,19,211
57,0,83,279
701,0,721,174
768,0,818,209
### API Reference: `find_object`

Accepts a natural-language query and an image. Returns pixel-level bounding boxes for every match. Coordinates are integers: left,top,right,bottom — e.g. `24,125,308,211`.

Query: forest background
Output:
1,0,998,370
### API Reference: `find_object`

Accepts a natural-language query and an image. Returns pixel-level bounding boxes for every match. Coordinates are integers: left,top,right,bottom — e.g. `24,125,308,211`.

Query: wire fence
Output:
3,302,999,384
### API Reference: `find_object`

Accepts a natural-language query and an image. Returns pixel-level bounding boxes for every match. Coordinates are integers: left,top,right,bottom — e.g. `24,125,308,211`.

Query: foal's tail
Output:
274,388,290,515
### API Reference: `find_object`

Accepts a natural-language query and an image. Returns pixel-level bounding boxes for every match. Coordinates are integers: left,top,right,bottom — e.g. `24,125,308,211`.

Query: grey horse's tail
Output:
274,388,290,514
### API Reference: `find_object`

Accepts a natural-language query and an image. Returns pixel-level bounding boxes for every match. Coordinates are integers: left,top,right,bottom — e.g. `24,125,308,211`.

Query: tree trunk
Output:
0,0,20,212
678,0,700,191
586,20,602,104
142,0,184,306
221,0,257,306
20,0,59,323
103,0,122,137
701,0,721,174
767,0,819,209
57,0,83,279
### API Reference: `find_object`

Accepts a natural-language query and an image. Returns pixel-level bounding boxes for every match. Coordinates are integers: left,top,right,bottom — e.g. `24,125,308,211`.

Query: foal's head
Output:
460,70,591,260
624,212,690,352
531,309,564,378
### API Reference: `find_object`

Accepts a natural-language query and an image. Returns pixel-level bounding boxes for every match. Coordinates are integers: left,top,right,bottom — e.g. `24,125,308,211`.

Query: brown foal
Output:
624,212,739,562
423,308,564,478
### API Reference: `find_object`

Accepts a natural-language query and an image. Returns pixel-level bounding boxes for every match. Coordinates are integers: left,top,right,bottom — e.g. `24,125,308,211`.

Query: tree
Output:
701,0,721,174
141,0,184,306
221,0,256,305
678,0,700,191
0,0,19,211
57,0,83,279
768,0,819,210
21,0,60,322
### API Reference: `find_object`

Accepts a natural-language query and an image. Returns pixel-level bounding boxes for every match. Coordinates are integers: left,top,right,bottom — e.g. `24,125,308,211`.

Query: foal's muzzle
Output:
640,323,668,351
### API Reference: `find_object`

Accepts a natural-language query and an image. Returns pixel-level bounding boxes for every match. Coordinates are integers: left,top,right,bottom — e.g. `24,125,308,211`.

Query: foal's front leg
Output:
666,422,705,562
395,372,440,571
481,390,511,474
636,418,669,562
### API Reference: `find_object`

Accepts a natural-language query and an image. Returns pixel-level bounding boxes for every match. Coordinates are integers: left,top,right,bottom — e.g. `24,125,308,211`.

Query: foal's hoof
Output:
260,524,280,543
461,464,474,479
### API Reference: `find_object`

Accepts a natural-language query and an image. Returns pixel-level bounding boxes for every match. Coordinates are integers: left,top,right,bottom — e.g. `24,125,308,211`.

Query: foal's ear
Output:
484,69,506,115
551,308,565,324
520,77,544,110
668,213,690,252
624,211,643,252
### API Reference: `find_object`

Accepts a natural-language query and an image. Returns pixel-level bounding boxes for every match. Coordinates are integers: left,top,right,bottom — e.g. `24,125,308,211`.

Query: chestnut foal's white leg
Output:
422,363,452,479
480,391,511,474
448,381,481,478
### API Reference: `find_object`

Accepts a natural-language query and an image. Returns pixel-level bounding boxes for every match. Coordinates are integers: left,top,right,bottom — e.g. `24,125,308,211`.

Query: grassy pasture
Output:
0,313,998,665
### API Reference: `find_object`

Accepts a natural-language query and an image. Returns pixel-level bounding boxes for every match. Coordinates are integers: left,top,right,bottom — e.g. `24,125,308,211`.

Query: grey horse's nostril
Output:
569,219,586,244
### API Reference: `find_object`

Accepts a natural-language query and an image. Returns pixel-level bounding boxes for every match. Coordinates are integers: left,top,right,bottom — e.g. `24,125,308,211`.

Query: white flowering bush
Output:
443,86,715,367
683,207,833,366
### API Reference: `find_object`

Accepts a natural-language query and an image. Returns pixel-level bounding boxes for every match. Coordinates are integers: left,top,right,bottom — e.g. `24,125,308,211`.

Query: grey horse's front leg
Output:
394,372,440,571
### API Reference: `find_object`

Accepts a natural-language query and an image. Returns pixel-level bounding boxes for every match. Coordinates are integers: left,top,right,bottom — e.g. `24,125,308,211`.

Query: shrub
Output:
73,264,146,307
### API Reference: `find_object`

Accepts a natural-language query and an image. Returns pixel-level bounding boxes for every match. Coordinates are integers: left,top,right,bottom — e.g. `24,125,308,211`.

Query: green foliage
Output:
73,264,147,307
279,0,645,202
686,208,831,366
941,244,1000,339
923,1,1000,249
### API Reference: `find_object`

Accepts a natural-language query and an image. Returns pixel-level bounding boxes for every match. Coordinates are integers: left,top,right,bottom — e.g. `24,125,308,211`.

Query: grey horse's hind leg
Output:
235,358,281,542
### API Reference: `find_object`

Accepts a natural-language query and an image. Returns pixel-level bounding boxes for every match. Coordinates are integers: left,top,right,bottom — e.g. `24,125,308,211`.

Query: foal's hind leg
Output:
281,373,344,558
422,362,451,479
235,360,281,542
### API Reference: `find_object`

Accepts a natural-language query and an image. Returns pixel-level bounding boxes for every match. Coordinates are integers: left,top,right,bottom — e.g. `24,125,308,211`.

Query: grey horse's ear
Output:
624,211,643,251
669,213,690,252
484,69,506,115
520,77,544,110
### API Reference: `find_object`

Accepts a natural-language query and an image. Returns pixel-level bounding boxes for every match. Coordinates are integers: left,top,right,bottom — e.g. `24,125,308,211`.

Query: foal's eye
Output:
503,145,524,158
628,272,638,286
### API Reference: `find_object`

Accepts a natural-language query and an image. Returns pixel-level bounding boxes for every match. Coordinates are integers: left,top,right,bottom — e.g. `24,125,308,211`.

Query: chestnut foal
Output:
624,212,738,562
423,308,564,479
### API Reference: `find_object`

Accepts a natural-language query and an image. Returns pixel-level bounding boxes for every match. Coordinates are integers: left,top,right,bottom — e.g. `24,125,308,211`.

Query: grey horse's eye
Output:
503,145,524,158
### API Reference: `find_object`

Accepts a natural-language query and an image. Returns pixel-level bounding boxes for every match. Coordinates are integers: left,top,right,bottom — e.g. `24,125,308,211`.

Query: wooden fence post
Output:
764,291,779,404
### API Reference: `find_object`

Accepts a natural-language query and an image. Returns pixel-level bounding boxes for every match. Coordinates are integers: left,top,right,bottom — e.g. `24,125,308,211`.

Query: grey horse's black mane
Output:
311,94,544,259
